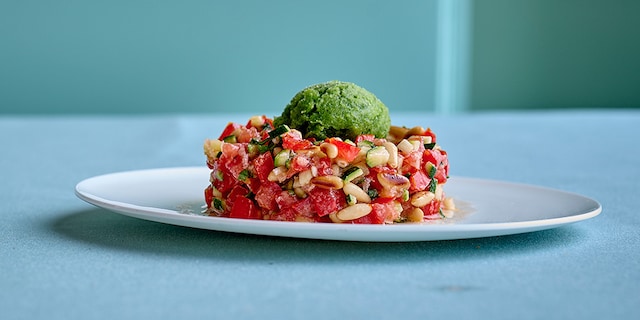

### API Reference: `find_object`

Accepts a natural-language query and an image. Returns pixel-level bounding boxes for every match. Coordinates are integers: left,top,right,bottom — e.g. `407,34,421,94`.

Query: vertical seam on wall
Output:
435,0,471,114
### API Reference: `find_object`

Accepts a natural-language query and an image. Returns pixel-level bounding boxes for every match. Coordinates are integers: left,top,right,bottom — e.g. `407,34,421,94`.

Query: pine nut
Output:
383,141,399,168
407,126,425,136
336,203,372,221
406,207,424,222
343,182,371,203
249,115,265,127
311,175,344,189
268,166,288,183
389,126,409,140
410,191,435,208
320,142,339,159
377,172,411,190
329,212,344,223
443,197,456,211
297,169,314,186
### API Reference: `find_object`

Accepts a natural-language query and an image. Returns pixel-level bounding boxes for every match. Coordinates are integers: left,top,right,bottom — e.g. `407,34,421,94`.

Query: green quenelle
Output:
274,81,391,141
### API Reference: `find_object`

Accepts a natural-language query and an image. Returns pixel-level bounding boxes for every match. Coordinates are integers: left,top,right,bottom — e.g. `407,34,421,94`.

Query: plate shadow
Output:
48,208,586,265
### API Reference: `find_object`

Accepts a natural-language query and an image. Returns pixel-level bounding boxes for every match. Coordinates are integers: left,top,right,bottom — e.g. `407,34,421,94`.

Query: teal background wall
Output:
0,0,438,114
2,0,639,114
471,0,640,110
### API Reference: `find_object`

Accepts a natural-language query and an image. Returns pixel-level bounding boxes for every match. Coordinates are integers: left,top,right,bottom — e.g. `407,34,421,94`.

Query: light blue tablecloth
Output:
1,110,638,319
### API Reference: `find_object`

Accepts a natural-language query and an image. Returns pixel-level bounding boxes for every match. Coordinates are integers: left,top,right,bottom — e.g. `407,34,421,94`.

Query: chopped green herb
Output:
428,179,437,193
425,162,437,178
367,188,379,199
401,189,410,201
424,142,436,150
345,194,357,206
213,198,224,210
214,170,224,181
238,169,252,181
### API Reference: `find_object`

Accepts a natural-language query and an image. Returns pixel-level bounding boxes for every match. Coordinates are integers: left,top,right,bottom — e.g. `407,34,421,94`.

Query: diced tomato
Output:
253,152,274,182
275,191,298,209
229,196,261,220
245,115,272,129
355,134,375,144
221,144,249,179
313,157,333,176
372,197,395,204
421,199,442,217
326,138,360,162
218,122,241,140
409,170,430,192
282,132,314,150
351,203,389,224
423,149,445,168
255,181,281,211
227,184,250,203
309,188,345,217
236,126,260,143
292,197,314,219
286,154,311,178
210,164,235,194
424,149,449,183
204,185,214,208
269,207,297,221
423,127,437,143
401,150,422,174
244,177,261,194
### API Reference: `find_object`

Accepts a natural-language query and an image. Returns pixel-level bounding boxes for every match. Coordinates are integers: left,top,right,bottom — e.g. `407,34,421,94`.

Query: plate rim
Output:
74,166,602,242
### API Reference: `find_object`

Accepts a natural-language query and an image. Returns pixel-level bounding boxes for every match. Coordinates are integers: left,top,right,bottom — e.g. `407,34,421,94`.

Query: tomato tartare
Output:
203,115,454,224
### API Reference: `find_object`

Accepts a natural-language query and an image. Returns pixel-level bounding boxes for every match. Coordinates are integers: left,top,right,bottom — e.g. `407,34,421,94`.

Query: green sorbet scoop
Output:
274,80,391,141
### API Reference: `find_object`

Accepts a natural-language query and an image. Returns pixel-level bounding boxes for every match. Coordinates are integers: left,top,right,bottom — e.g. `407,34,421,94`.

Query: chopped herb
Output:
367,188,379,199
425,162,437,178
238,169,252,181
401,189,410,202
213,198,224,210
424,142,436,150
428,179,437,193
214,170,224,181
345,194,357,205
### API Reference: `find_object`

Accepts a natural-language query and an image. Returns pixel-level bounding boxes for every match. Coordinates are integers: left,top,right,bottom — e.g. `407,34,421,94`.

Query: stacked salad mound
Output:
203,81,454,224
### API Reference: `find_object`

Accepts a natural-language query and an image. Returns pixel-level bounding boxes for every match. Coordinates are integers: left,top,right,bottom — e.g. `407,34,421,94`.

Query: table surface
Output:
1,110,638,319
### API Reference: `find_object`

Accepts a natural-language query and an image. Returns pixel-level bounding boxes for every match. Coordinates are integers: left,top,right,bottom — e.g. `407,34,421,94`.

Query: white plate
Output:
75,167,601,242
